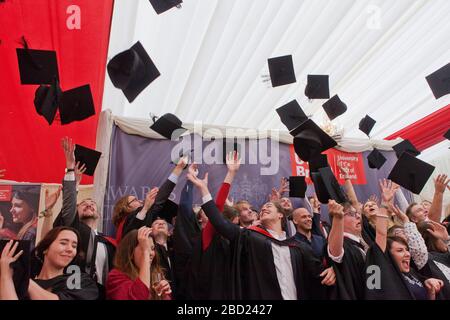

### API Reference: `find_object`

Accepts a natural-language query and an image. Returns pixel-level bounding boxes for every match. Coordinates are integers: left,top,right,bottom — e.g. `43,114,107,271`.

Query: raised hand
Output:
143,187,159,211
0,169,5,179
368,194,379,204
225,197,234,207
389,204,409,224
427,221,449,242
45,186,62,211
187,171,209,194
278,177,289,196
226,151,241,173
328,200,344,219
137,227,153,254
379,179,396,204
434,174,450,194
0,240,23,276
61,137,76,169
75,162,87,186
188,163,199,178
269,187,280,202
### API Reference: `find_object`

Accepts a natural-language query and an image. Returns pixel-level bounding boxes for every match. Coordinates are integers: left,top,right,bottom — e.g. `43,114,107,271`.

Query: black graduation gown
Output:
202,200,327,300
419,251,450,300
361,215,376,246
33,272,99,300
330,237,366,300
364,243,415,300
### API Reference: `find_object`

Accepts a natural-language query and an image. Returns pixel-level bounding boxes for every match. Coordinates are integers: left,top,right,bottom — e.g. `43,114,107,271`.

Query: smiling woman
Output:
0,226,98,300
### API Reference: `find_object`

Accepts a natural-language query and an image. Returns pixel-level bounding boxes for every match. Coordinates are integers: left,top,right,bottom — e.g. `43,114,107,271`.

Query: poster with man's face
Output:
0,184,43,247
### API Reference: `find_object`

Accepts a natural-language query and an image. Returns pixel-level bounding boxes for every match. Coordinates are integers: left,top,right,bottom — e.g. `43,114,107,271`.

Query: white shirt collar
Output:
344,232,361,243
267,229,287,241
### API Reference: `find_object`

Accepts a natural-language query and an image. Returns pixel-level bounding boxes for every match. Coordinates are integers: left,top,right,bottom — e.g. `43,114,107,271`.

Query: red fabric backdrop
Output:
0,0,113,184
385,105,450,151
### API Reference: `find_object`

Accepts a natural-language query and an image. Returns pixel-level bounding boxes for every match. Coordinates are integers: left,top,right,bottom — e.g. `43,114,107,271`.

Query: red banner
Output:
289,146,367,185
0,185,12,202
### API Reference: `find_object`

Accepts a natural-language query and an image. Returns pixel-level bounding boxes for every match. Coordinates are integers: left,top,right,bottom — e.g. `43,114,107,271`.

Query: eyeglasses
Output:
127,198,140,206
344,210,359,218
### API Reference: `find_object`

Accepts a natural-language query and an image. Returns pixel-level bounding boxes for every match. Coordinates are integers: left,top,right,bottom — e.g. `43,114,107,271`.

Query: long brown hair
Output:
114,229,166,299
112,196,132,228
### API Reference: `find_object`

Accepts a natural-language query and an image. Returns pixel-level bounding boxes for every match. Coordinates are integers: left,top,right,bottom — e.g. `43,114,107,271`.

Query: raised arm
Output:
40,186,62,239
429,174,449,223
377,179,397,252
53,137,78,228
327,200,345,261
188,172,240,242
337,163,361,212
0,240,22,300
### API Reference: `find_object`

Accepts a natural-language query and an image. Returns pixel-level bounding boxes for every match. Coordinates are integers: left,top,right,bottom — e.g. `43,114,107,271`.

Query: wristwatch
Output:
65,168,75,173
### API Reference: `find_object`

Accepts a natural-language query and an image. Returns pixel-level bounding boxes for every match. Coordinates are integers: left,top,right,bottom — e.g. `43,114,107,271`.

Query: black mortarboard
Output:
425,63,450,99
74,144,102,176
388,152,435,194
267,55,296,87
291,119,337,161
367,148,387,170
322,95,347,121
304,75,330,99
149,0,182,14
310,171,330,204
359,115,376,137
107,41,160,103
308,154,329,173
289,176,306,198
0,240,30,300
318,166,347,204
444,128,450,140
59,85,95,125
33,78,62,125
276,100,308,131
150,113,187,140
157,200,179,224
392,139,420,158
16,48,59,85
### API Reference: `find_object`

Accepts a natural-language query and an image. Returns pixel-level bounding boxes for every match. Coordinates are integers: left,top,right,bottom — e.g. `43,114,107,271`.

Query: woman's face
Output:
363,201,378,218
126,196,143,212
45,230,78,269
10,197,34,224
133,236,156,267
389,241,411,273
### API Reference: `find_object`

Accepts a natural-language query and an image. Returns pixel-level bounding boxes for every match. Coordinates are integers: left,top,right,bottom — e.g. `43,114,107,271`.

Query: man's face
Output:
280,197,293,211
343,206,361,236
239,203,254,225
259,202,282,227
410,204,428,223
292,208,312,233
151,219,169,238
77,199,99,220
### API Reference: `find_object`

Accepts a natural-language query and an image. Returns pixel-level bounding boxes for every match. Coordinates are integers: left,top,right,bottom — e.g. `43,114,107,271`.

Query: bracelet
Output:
38,209,53,218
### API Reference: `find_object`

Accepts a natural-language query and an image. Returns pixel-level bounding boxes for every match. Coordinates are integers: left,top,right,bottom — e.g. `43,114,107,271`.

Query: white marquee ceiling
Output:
103,0,450,157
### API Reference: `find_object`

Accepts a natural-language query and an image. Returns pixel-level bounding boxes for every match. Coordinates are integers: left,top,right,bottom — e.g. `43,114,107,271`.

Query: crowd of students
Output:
0,137,449,300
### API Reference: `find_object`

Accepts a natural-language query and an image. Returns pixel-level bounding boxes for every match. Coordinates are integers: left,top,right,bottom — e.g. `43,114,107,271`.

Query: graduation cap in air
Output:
392,139,420,158
290,119,337,161
359,115,376,137
318,166,347,204
310,171,330,204
289,176,306,198
388,152,435,194
0,240,31,300
305,75,330,99
59,85,96,125
156,200,179,224
322,95,347,121
367,148,387,170
74,144,102,176
425,63,450,99
33,78,62,125
276,100,308,131
150,113,187,140
267,55,296,87
149,0,182,14
16,44,59,85
107,41,160,103
308,154,329,173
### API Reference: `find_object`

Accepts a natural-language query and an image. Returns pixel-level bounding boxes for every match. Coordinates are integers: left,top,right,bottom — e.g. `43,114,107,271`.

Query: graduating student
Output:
0,227,98,300
121,157,188,236
106,227,172,300
53,137,116,297
187,170,331,300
